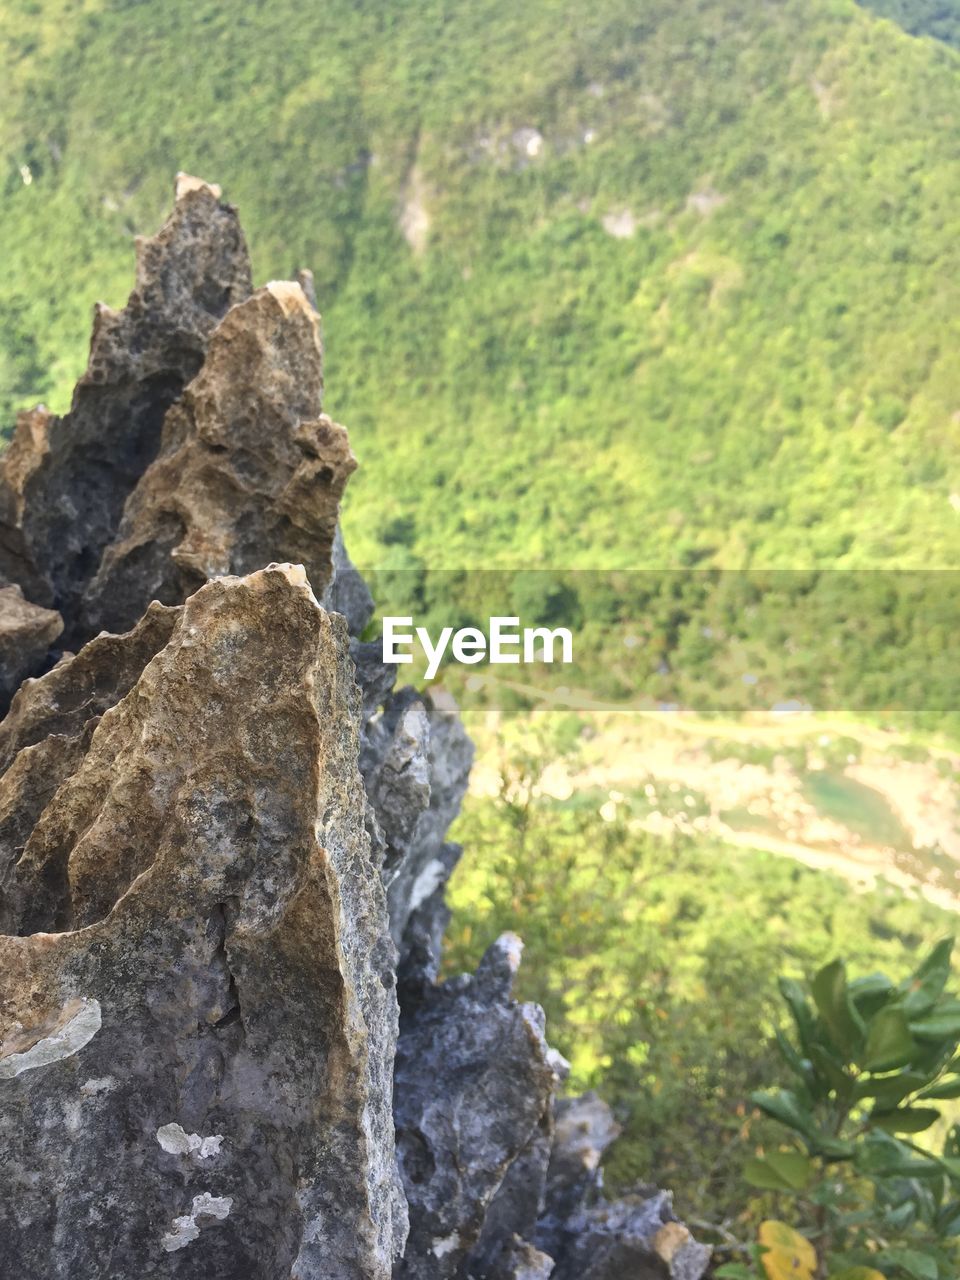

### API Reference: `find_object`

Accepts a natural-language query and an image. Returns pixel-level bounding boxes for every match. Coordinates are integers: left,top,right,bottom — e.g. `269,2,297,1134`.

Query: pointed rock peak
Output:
0,585,62,708
79,277,354,638
265,278,317,319
0,178,253,626
174,172,222,201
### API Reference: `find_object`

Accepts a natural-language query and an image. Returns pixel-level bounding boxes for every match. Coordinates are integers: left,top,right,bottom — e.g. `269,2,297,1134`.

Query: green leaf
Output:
750,1089,815,1141
775,1028,810,1083
901,938,954,1016
829,1269,887,1280
810,1043,854,1097
932,1156,960,1183
769,1150,811,1190
862,1005,918,1072
745,1156,797,1193
779,977,816,1055
871,1106,940,1134
917,1076,960,1100
934,1200,960,1236
751,1149,813,1192
810,1132,856,1160
856,1135,941,1179
877,1246,939,1279
910,1007,960,1042
856,1070,930,1107
812,959,865,1060
850,972,896,1020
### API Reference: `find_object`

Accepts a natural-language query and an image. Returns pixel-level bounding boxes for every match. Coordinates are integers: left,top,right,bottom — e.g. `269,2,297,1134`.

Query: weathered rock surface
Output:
0,583,61,708
0,599,179,773
360,684,474,963
0,566,406,1279
393,935,561,1279
0,178,251,631
0,179,711,1280
81,282,354,639
537,1094,711,1280
548,1193,713,1280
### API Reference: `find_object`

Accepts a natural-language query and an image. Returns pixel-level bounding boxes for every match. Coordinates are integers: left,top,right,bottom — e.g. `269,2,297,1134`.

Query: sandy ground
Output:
465,691,960,911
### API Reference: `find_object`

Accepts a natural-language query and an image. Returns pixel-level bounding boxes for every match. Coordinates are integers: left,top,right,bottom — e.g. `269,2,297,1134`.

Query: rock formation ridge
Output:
0,178,710,1280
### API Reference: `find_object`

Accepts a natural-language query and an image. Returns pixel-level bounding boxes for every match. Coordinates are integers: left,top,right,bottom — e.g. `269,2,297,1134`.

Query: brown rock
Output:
81,283,355,639
0,583,62,708
0,566,406,1278
0,599,179,773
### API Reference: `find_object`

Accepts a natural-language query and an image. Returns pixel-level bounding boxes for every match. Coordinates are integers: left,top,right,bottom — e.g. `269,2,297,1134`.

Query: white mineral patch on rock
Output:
157,1122,224,1158
161,1193,233,1252
432,1232,461,1258
80,1076,116,1096
408,858,446,913
0,999,102,1080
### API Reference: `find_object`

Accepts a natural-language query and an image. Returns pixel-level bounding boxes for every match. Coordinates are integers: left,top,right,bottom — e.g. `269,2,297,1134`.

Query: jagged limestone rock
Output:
0,566,406,1279
393,934,563,1279
465,1111,554,1279
0,176,712,1280
81,283,355,639
0,179,251,631
357,679,474,976
535,1092,622,1262
483,1238,555,1280
324,527,375,637
537,1094,710,1280
0,599,179,773
548,1193,713,1280
0,583,61,710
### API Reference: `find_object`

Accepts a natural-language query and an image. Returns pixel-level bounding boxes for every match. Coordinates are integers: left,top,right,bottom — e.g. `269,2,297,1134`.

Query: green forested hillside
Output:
4,0,960,569
859,0,960,46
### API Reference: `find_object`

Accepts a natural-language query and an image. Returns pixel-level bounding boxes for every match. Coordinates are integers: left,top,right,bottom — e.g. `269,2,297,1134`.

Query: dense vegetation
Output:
858,0,960,47
444,731,960,1267
369,568,960,737
4,0,960,570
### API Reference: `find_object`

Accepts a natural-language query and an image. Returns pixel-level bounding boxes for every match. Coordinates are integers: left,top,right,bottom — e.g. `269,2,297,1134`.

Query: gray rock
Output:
0,599,179,773
393,934,561,1279
465,1112,553,1279
536,1091,621,1261
0,567,407,1278
358,679,474,970
482,1237,556,1280
538,1095,710,1280
325,526,376,636
0,178,251,632
0,177,712,1280
547,1192,712,1280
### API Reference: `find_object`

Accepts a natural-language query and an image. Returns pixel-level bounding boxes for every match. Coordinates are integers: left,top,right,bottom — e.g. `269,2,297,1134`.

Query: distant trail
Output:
640,817,960,914
464,674,960,913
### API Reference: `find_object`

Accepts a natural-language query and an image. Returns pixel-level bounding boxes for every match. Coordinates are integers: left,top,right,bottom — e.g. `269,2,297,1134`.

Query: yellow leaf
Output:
758,1220,817,1280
